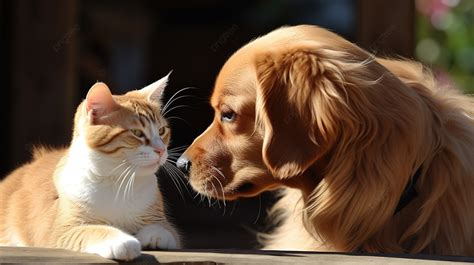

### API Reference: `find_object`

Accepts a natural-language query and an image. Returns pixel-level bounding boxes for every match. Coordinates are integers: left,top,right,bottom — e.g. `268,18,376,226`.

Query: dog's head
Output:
179,25,430,250
178,26,337,199
179,25,421,203
177,47,278,200
179,25,474,253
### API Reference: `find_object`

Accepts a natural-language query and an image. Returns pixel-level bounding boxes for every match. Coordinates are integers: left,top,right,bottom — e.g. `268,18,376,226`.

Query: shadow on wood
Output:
2,247,474,265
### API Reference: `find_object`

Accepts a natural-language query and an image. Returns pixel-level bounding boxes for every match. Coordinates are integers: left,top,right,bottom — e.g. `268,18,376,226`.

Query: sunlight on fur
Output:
180,25,474,255
0,74,182,261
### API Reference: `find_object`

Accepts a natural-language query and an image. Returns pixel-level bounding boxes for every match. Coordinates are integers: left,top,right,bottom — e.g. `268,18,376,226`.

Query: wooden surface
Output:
1,247,473,265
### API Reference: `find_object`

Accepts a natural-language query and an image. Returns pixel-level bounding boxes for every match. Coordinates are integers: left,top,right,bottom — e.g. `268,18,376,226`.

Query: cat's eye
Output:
130,129,145,138
158,126,167,136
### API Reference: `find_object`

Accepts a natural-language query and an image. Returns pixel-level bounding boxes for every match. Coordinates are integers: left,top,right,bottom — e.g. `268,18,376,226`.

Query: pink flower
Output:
416,0,453,17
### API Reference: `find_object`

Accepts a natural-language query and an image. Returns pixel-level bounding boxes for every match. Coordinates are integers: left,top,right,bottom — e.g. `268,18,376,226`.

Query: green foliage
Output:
416,0,474,93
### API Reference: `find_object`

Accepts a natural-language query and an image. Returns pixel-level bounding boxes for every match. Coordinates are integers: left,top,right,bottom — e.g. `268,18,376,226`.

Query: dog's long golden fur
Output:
181,25,474,255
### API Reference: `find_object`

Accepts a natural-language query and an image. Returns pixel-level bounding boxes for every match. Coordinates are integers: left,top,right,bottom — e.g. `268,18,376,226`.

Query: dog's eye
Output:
221,110,236,122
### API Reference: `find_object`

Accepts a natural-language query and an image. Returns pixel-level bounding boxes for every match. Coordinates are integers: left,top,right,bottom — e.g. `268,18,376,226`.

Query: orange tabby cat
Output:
0,73,181,261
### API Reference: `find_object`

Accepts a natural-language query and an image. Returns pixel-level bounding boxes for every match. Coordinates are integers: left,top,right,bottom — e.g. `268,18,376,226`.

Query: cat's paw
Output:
135,224,179,249
85,232,141,261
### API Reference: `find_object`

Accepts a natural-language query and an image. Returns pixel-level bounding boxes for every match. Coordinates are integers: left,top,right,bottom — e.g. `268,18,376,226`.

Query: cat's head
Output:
73,73,172,177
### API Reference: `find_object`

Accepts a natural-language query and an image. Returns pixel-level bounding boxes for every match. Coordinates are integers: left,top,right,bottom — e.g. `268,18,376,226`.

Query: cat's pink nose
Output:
153,147,165,156
151,137,166,156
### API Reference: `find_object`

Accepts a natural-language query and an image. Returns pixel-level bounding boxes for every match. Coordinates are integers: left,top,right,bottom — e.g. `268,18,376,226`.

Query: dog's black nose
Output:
176,154,191,174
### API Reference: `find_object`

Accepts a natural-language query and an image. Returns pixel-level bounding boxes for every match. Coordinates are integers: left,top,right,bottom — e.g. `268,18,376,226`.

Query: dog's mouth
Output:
197,179,266,201
234,181,271,198
235,182,255,193
188,165,277,200
215,181,261,200
225,180,280,199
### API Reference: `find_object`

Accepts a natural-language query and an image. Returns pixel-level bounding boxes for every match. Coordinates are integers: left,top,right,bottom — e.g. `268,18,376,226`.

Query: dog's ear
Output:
255,45,350,179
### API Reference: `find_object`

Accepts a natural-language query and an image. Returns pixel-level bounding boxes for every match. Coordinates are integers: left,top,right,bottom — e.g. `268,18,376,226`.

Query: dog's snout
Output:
176,154,192,174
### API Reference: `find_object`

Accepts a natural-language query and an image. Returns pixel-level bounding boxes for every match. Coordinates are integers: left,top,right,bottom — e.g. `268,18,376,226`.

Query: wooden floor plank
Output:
0,247,115,264
1,247,473,264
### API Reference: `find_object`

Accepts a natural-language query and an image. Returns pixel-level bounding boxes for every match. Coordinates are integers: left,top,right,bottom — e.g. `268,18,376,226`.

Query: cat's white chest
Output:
56,139,163,233
85,178,156,223
57,159,158,232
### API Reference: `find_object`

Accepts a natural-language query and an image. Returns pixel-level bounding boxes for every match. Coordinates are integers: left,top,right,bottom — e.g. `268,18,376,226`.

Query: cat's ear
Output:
140,71,172,102
85,82,119,124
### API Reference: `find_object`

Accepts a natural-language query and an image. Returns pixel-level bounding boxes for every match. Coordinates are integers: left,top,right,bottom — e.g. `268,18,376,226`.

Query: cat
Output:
0,73,181,261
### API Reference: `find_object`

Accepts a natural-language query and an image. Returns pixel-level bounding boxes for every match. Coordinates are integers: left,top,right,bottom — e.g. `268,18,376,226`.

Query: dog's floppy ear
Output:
255,44,349,179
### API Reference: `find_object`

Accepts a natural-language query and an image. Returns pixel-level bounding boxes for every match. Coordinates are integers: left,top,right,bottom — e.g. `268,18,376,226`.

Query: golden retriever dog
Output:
177,25,474,255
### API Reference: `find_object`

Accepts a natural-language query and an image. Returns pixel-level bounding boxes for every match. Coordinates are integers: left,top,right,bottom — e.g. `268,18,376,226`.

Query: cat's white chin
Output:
134,161,161,176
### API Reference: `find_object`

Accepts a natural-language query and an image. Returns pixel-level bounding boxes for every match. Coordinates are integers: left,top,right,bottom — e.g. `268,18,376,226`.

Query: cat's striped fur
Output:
0,74,181,261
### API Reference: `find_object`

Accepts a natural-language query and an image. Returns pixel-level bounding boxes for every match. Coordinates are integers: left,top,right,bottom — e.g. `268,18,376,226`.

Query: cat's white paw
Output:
135,224,179,249
85,232,141,261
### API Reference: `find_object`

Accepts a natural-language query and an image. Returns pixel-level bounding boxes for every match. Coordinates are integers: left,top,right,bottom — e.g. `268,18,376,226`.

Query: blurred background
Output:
0,0,471,249
416,0,474,93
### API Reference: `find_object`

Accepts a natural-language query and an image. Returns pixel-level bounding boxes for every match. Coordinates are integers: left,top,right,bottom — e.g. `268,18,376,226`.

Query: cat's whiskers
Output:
167,156,191,191
113,162,131,186
162,162,187,201
167,146,188,160
165,116,192,127
162,104,190,117
119,156,151,202
128,169,136,201
161,87,199,114
123,167,133,201
0,76,183,256
114,166,129,202
114,165,129,187
124,165,137,201
124,168,137,202
115,165,134,202
162,95,195,114
168,145,188,152
114,155,163,202
164,160,188,187
130,169,137,201
110,160,129,175
167,157,180,162
168,156,183,160
162,163,182,194
169,149,187,153
167,152,182,157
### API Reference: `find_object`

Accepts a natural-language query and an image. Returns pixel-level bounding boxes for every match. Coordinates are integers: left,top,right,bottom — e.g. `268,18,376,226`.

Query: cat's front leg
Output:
58,225,141,261
135,223,179,249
